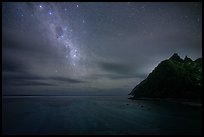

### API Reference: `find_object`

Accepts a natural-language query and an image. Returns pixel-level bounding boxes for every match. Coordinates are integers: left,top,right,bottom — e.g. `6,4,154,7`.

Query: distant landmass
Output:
129,53,202,100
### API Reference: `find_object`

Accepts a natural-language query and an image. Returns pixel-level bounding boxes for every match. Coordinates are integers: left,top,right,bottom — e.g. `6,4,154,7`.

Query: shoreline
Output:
128,97,202,107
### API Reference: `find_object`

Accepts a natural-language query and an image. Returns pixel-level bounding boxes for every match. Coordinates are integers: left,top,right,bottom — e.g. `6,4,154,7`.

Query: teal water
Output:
2,96,202,135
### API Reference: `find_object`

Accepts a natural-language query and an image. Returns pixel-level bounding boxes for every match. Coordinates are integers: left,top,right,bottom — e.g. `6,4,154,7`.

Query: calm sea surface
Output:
2,95,202,135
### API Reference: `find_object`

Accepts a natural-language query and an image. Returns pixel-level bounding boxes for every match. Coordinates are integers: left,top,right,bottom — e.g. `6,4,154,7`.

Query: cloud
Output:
2,71,45,81
2,51,85,86
106,74,147,80
3,70,85,87
3,70,48,87
2,28,61,61
87,73,147,81
49,76,85,83
97,61,134,75
8,80,55,86
95,61,148,80
2,53,28,73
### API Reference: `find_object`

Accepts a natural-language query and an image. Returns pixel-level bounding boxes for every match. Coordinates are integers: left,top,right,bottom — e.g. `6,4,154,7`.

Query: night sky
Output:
2,2,202,95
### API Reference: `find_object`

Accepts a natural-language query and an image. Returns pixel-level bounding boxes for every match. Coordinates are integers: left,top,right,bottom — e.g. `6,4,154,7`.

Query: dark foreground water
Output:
2,95,202,135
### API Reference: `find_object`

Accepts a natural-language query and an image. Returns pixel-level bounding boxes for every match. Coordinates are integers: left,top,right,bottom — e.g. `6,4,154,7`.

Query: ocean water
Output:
2,95,202,135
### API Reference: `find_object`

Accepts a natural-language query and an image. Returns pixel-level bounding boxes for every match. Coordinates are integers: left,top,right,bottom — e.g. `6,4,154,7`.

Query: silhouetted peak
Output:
184,56,192,62
169,53,183,62
130,54,202,100
194,58,202,63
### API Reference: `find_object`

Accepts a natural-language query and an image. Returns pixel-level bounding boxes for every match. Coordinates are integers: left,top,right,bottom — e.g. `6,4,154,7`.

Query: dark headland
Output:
129,53,202,105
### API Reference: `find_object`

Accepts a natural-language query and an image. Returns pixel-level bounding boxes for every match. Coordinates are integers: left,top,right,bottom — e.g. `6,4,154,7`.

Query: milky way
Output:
2,2,202,95
34,3,83,69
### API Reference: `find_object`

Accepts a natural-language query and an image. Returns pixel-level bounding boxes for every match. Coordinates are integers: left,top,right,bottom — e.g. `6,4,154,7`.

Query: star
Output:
48,11,53,15
141,6,145,9
63,27,67,31
76,5,79,8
